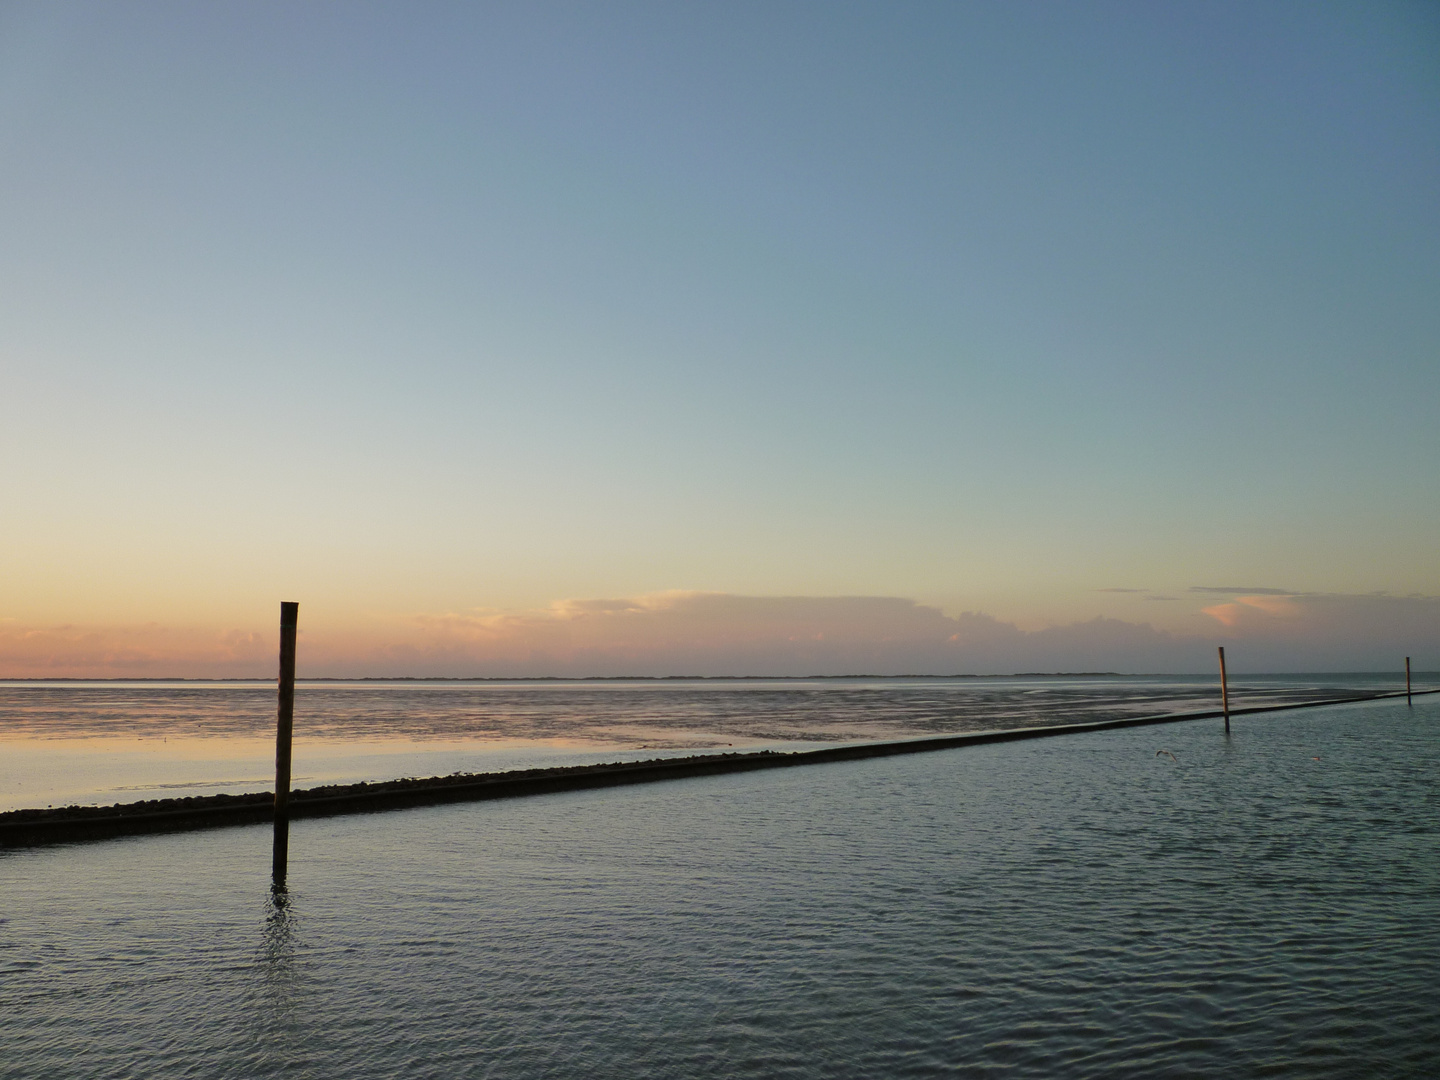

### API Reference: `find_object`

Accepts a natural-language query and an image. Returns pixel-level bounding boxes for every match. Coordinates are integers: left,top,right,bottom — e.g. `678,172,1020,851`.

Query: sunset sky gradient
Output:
2,1,1437,676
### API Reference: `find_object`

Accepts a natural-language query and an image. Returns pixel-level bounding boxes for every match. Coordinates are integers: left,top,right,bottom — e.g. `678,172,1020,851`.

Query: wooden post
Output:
1218,646,1230,734
272,601,299,888
1406,656,1412,706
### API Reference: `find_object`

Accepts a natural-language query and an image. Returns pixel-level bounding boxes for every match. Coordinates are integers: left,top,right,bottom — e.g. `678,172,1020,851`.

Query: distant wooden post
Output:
273,601,299,887
1218,646,1230,734
1406,656,1412,706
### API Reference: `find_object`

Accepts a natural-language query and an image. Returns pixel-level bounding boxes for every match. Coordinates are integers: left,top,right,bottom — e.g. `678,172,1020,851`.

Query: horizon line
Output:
1,670,1431,683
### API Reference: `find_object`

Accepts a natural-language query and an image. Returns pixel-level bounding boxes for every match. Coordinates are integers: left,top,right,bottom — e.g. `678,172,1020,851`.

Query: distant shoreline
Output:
1,671,1429,684
1,672,1124,683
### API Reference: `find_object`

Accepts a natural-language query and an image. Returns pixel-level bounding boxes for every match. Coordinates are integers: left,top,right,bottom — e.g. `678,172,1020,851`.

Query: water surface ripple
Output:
3,696,1437,1078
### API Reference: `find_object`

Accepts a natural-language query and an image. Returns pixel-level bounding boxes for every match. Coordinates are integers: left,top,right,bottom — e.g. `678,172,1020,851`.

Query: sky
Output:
2,1,1437,677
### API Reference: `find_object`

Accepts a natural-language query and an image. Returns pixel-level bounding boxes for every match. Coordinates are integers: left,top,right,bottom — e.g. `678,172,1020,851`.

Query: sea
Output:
0,673,1417,813
2,675,1437,1077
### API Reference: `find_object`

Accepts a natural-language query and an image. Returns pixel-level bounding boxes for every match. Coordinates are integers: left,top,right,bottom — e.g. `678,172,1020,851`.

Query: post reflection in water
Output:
252,885,303,1052
263,887,296,955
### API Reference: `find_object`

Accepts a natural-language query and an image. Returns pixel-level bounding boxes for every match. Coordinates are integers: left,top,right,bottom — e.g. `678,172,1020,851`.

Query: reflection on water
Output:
243,887,304,1077
2,696,1437,1078
257,888,299,1013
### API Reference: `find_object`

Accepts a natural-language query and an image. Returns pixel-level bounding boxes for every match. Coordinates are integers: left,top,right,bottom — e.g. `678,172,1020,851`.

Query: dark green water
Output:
3,694,1437,1077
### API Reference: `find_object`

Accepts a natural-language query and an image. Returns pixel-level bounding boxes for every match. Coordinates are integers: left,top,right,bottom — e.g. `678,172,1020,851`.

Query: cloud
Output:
1189,586,1295,595
1202,595,1304,624
377,591,1439,675
346,593,1203,677
1199,592,1440,669
3,591,1435,678
0,623,272,678
1097,588,1147,593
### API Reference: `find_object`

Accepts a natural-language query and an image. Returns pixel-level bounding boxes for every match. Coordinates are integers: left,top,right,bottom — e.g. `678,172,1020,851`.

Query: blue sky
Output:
2,1,1437,674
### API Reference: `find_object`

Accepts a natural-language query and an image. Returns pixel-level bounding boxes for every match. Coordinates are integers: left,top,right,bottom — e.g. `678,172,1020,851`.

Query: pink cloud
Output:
3,591,1435,678
331,594,1199,677
0,623,272,678
1201,594,1305,627
1200,592,1439,668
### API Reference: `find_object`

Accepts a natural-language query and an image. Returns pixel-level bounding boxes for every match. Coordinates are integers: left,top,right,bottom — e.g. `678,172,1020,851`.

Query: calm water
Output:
0,674,1417,811
3,694,1437,1078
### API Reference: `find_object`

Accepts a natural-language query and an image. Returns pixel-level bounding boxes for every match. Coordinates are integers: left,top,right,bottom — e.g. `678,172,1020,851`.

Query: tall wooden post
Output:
1218,646,1230,734
273,601,299,888
1406,656,1412,706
